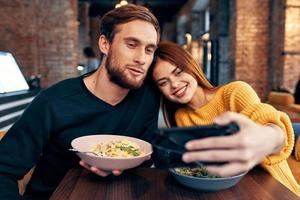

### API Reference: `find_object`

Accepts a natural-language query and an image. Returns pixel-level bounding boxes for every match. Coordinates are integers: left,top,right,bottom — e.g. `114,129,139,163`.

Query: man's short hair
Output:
100,4,160,43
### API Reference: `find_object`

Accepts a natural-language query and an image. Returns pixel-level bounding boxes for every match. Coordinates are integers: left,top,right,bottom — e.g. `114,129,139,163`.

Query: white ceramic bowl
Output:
71,135,153,170
170,168,247,191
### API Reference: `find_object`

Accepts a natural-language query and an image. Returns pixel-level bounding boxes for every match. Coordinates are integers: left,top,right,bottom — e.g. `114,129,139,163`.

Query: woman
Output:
150,41,299,196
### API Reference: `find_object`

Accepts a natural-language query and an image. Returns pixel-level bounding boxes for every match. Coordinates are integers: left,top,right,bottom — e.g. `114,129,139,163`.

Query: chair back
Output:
0,130,6,140
268,92,295,106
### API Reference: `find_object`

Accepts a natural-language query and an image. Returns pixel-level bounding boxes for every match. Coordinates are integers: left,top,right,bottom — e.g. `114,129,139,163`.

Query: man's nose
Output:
133,49,146,65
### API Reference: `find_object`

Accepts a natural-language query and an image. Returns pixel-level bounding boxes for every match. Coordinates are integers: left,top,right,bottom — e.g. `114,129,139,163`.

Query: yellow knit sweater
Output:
175,81,300,196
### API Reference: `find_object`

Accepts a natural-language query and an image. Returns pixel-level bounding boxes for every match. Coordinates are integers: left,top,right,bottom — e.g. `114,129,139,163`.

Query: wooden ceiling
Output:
80,0,188,24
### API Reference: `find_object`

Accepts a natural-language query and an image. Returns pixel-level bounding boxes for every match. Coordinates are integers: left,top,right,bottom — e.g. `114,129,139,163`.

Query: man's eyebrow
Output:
123,37,157,49
124,37,140,43
146,43,157,49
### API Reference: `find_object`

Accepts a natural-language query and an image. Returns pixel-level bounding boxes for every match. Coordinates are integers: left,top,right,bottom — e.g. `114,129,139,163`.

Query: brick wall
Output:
233,0,270,99
0,0,78,88
283,0,300,93
78,2,90,64
228,0,300,99
269,0,285,91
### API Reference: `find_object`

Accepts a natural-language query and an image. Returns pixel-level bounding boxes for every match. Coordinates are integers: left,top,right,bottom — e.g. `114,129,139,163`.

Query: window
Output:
0,51,29,93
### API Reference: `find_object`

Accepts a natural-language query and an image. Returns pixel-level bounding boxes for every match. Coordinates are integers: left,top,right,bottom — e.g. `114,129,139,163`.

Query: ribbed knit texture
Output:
175,81,300,196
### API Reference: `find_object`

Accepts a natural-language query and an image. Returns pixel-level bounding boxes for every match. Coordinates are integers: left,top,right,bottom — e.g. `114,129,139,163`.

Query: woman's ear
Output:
98,35,110,55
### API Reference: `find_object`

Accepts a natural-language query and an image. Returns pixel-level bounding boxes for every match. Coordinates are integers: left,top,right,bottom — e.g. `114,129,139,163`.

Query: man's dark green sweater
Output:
0,75,160,199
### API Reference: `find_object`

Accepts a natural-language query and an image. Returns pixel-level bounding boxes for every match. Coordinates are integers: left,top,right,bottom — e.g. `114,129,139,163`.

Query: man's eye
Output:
146,48,154,55
127,43,136,48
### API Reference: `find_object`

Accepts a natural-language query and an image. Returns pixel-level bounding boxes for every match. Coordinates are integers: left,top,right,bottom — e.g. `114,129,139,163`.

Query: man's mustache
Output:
126,65,146,74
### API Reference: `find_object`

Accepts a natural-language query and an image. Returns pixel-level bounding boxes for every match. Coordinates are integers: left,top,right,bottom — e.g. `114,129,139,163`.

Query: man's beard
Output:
105,51,145,89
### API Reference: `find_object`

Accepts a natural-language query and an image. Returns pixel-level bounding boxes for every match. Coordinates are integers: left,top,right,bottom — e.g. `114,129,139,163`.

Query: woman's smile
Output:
173,84,188,98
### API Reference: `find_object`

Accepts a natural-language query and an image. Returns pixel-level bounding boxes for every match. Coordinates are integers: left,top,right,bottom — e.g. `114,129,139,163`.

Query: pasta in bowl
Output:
71,135,152,170
89,139,144,158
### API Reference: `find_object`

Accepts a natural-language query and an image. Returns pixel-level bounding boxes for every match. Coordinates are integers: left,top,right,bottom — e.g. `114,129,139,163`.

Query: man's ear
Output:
99,35,110,55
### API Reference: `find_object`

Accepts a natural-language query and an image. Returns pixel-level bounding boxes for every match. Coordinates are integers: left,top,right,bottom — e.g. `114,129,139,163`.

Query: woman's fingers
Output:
214,111,251,127
185,112,257,151
182,149,254,163
205,162,253,177
185,133,242,150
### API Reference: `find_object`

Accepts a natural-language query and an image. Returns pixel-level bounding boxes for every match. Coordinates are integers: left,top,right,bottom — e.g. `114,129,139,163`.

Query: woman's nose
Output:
170,78,179,89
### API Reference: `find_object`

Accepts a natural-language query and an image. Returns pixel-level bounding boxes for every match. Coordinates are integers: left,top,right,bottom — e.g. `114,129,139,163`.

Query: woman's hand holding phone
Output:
182,112,285,177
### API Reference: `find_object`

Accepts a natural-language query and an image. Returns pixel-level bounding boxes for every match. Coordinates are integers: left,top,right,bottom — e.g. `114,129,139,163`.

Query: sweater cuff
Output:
260,111,294,165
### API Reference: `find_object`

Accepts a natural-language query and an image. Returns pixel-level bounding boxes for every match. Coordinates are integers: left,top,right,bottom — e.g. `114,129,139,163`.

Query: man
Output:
0,4,160,200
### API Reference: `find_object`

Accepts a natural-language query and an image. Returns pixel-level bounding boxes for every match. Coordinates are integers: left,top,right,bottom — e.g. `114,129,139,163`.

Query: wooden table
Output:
50,167,299,200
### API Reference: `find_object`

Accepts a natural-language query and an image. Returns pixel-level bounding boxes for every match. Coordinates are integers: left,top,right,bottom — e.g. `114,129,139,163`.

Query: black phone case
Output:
152,122,239,169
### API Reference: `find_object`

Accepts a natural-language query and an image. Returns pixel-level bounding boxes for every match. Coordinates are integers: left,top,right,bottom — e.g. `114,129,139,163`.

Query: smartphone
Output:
152,122,239,169
158,122,239,146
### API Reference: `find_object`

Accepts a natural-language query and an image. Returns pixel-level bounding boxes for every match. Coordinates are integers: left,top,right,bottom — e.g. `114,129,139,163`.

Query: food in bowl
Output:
89,139,144,157
175,167,220,178
170,167,247,191
71,135,152,170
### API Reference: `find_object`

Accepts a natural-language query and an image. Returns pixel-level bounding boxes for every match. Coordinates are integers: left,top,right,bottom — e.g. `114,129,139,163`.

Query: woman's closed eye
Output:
157,80,168,87
174,68,183,76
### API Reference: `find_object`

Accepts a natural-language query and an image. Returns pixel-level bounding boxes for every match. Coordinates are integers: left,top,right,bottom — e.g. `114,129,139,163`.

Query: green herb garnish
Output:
117,145,141,156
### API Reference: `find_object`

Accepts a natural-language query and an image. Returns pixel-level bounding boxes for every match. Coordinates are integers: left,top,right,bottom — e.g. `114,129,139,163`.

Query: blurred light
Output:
120,0,128,6
207,41,212,49
185,33,192,46
115,0,128,8
201,33,210,41
77,65,84,71
207,53,212,61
